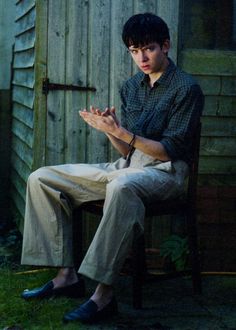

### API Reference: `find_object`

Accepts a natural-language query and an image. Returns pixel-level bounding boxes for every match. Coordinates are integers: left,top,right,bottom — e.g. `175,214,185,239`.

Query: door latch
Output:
42,78,96,94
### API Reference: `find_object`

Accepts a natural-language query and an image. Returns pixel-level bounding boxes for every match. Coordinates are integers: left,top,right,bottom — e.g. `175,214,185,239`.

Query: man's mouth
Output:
141,65,150,70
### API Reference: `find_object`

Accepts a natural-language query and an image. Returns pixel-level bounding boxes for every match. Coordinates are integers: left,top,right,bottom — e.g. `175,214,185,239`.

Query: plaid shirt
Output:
120,59,204,164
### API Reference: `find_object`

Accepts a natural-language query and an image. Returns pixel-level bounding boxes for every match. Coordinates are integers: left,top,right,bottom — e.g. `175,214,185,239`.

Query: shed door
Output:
45,0,133,165
45,0,180,166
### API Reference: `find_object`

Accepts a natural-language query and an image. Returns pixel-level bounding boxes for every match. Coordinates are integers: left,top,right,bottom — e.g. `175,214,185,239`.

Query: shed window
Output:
181,0,236,50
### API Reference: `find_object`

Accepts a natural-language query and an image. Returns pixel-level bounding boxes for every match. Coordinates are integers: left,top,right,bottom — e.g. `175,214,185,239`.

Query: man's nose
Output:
140,50,148,62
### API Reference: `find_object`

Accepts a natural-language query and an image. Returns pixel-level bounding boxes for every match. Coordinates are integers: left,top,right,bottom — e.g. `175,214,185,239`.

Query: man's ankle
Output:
53,268,78,288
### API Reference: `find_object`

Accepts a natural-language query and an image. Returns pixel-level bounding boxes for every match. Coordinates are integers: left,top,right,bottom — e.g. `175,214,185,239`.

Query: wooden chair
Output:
73,122,202,309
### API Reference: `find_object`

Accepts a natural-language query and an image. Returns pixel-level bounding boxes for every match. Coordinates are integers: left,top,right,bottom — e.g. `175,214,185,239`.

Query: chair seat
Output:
79,196,189,217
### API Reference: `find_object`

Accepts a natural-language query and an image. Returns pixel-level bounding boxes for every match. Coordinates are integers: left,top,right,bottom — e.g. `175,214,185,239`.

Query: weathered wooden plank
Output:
12,85,34,109
198,174,236,186
134,0,157,14
13,48,35,68
109,0,133,161
33,0,47,169
15,0,35,22
179,49,236,76
11,150,31,183
64,0,89,164
201,117,236,137
12,118,34,148
199,156,236,174
11,169,27,202
86,0,111,163
195,75,221,96
15,28,35,51
15,5,35,36
157,0,180,63
200,137,236,157
221,77,236,96
0,1,16,89
12,103,34,129
10,186,26,228
11,135,33,168
46,0,66,165
204,96,236,117
12,68,35,89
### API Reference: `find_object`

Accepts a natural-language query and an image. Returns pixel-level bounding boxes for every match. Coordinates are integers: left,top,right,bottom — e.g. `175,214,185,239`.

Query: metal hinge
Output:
42,78,96,95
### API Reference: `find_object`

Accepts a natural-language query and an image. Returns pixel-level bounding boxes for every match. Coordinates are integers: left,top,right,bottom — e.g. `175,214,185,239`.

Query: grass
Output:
0,224,100,330
0,266,96,330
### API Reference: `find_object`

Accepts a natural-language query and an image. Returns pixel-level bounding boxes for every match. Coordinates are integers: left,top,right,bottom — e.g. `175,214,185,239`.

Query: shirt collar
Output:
141,58,176,88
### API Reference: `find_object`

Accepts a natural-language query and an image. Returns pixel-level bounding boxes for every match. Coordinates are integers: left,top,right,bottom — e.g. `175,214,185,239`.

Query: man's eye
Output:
130,49,138,54
146,46,155,52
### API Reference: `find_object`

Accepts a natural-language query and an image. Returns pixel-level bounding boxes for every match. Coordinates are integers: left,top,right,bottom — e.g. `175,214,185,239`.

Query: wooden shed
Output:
10,0,236,271
0,0,15,224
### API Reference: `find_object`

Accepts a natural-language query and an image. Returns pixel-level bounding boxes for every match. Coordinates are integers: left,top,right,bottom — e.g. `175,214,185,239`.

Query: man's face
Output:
128,41,170,75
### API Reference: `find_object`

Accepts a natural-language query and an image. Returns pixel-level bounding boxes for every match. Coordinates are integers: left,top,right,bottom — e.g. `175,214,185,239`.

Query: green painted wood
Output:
12,85,34,109
199,156,236,174
86,0,111,163
64,0,89,164
201,117,236,137
12,103,33,129
134,0,156,14
46,0,66,165
196,75,236,97
15,28,35,51
109,0,133,161
198,174,236,186
11,119,34,148
200,137,236,156
33,0,47,170
11,135,33,168
13,68,34,89
11,151,31,183
11,187,26,219
221,77,236,96
179,49,236,76
13,48,35,68
15,5,35,36
204,96,236,117
157,0,180,63
15,0,35,21
10,0,36,227
11,170,27,203
195,75,221,96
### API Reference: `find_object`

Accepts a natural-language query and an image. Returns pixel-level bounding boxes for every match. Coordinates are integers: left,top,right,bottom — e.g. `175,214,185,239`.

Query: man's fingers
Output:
110,106,116,114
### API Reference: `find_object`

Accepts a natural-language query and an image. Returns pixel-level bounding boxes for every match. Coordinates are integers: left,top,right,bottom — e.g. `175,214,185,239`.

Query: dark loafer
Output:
21,278,85,300
63,297,118,323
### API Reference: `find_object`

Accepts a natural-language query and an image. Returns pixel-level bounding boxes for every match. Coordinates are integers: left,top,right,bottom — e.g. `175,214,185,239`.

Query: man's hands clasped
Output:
79,106,120,137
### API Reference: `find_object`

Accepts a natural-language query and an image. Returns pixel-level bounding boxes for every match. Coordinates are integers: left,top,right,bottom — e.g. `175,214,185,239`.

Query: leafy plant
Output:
160,235,189,271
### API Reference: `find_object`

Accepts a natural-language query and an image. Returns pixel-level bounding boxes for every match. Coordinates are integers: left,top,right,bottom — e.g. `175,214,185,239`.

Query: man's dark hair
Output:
122,13,170,48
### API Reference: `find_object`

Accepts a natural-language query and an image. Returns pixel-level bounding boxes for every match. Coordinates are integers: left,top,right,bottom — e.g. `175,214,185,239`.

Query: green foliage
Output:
160,235,189,271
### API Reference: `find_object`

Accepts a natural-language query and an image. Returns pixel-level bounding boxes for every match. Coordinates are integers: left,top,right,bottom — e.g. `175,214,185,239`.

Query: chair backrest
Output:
187,122,202,206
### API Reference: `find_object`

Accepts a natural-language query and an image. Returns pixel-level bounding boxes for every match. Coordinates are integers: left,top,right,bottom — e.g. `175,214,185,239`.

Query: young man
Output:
21,13,204,323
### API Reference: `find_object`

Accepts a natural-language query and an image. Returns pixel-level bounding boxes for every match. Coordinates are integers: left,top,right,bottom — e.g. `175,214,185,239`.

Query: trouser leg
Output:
21,164,108,266
79,166,185,285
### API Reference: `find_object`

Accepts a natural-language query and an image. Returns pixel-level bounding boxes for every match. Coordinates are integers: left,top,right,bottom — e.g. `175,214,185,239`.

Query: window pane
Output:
181,0,236,50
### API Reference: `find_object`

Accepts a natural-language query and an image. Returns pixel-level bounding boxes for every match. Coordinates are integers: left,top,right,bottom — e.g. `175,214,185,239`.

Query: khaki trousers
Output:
21,151,188,285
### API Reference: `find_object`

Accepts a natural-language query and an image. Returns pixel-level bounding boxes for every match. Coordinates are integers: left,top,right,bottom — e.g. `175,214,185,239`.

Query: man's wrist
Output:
114,126,132,144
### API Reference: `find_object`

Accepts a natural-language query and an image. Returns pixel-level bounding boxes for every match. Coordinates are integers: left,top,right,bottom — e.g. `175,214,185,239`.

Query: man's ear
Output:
162,39,170,55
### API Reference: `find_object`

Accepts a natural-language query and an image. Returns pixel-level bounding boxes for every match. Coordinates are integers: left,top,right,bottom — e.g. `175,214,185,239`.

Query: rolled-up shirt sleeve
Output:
160,84,204,162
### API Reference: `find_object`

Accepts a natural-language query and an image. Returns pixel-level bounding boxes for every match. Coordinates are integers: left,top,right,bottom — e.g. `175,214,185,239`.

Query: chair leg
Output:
73,208,84,270
187,210,202,294
132,234,146,309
